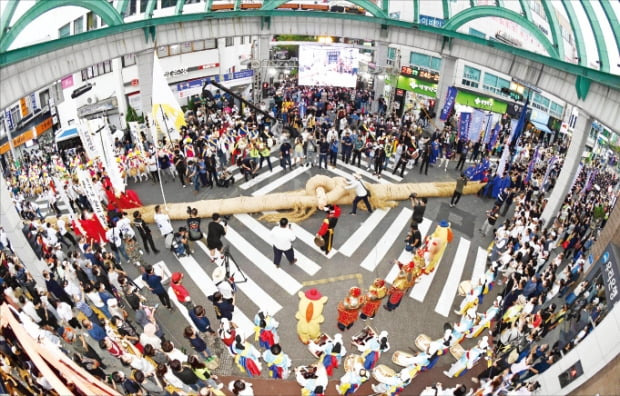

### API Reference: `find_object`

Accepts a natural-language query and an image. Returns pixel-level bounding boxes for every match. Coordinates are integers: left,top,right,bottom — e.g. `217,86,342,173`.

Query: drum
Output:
415,334,431,352
372,364,396,383
458,280,472,296
450,343,465,360
344,355,364,372
392,351,413,366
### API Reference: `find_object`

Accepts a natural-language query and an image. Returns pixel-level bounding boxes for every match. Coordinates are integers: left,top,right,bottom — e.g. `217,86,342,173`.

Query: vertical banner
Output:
128,121,145,153
78,121,99,161
496,143,511,176
509,118,519,142
487,122,501,150
468,109,485,142
458,112,472,140
53,177,75,216
525,146,539,183
482,113,494,144
77,169,107,228
439,86,457,121
542,155,558,190
152,53,184,142
100,124,126,194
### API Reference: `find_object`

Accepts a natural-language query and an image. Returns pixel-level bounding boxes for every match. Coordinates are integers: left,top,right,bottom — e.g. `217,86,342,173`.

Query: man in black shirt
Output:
208,291,234,321
206,213,227,262
318,137,329,169
133,211,159,254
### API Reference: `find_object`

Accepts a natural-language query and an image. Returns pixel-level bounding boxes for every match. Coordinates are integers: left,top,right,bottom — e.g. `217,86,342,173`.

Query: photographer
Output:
270,217,297,268
409,193,427,224
206,213,227,262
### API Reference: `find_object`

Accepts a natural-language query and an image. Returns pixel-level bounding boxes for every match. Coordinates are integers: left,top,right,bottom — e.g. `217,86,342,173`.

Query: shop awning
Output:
55,127,79,142
530,120,552,134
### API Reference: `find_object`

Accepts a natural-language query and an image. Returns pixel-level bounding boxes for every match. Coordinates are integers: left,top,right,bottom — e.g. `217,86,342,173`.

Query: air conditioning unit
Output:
85,93,99,105
250,60,261,69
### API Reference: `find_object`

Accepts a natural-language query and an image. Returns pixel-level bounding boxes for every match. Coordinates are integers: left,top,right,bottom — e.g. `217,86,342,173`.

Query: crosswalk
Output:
132,155,490,338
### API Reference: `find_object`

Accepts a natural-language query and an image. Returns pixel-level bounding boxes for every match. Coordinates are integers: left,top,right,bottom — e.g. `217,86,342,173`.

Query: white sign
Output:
77,169,107,233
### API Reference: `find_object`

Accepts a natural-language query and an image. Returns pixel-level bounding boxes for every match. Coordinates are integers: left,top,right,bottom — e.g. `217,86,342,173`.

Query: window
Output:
80,61,113,81
128,0,138,16
387,47,396,60
532,92,550,111
482,72,510,96
469,28,486,39
550,101,564,119
240,36,245,45
461,65,481,88
86,12,96,31
10,105,21,128
169,44,181,56
205,39,217,49
140,0,148,13
193,40,205,51
122,54,136,67
157,45,169,58
225,37,234,47
73,17,84,34
39,90,50,108
59,23,71,38
181,42,193,53
161,0,176,8
410,52,441,71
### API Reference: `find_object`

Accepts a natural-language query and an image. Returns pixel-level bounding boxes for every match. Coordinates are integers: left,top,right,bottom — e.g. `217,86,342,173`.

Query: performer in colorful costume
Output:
360,330,389,370
443,336,490,378
231,334,262,377
337,287,363,331
218,318,237,356
295,363,328,396
468,296,502,338
385,262,418,311
316,204,341,255
296,288,328,344
414,220,453,274
336,355,369,395
321,333,346,376
262,343,291,379
254,310,279,349
360,278,387,320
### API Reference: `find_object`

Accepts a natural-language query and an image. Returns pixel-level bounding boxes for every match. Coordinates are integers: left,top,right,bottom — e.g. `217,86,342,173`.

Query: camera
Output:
409,193,417,199
186,206,194,215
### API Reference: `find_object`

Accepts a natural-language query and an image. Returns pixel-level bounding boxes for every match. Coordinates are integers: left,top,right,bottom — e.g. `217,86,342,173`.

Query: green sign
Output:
455,90,507,113
385,74,398,87
396,75,438,98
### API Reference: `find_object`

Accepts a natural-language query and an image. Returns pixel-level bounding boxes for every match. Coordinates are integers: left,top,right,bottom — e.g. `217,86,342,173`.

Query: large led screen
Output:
298,45,359,87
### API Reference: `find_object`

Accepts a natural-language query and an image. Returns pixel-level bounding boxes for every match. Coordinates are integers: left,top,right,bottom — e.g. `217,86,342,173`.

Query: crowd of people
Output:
0,78,618,396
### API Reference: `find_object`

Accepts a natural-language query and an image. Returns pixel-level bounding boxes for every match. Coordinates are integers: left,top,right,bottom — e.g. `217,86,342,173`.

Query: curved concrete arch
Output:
579,0,610,73
540,0,564,60
561,0,587,68
442,6,559,59
0,0,124,52
442,0,451,21
261,0,388,18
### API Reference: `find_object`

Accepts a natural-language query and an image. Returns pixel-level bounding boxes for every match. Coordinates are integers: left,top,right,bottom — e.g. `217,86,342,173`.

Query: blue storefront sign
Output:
419,14,445,28
599,245,619,307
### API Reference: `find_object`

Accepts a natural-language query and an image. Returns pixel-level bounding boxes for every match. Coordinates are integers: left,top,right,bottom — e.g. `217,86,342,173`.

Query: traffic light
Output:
262,82,269,97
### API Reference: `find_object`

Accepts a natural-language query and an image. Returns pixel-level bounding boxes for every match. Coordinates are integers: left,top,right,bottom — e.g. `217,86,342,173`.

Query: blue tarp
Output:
530,120,552,134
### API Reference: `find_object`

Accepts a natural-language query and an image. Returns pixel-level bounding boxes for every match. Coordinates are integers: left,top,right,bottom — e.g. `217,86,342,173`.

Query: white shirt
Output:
116,217,135,239
56,301,75,323
57,218,68,235
154,212,173,235
270,225,296,251
345,179,367,197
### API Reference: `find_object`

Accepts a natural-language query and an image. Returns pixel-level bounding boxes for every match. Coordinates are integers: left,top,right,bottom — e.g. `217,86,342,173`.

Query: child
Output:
171,272,192,309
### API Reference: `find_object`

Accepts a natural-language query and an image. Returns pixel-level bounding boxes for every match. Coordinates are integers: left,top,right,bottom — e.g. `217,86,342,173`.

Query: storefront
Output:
454,90,508,114
0,116,54,157
390,66,439,117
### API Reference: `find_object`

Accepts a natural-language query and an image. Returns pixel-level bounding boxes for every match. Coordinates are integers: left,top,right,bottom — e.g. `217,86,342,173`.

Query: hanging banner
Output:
78,121,99,161
496,143,511,176
439,86,457,121
396,76,438,98
487,123,501,150
542,155,558,190
482,114,494,145
468,109,486,142
128,121,145,153
77,169,107,229
458,112,472,140
525,146,539,183
100,124,126,194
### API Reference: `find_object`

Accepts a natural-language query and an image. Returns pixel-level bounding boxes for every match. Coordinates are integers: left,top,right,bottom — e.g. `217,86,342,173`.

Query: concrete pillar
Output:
253,34,271,104
136,49,155,121
433,55,457,127
541,115,592,225
112,57,128,130
372,41,389,113
0,176,47,286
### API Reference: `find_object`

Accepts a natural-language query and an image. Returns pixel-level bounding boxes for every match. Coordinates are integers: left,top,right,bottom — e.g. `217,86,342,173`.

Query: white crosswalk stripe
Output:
327,165,391,185
434,237,471,317
471,247,488,283
196,241,283,315
409,226,452,302
360,208,412,271
339,209,390,257
290,222,338,259
251,166,310,197
386,218,433,284
336,159,402,182
225,227,303,295
234,214,321,276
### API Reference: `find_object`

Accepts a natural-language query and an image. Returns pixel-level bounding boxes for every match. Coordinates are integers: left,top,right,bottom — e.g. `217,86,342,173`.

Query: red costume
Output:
337,287,363,331
317,205,341,255
80,213,108,243
360,279,387,320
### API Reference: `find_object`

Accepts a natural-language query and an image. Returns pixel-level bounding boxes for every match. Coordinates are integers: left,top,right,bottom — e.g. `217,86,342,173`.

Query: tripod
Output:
221,245,248,284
